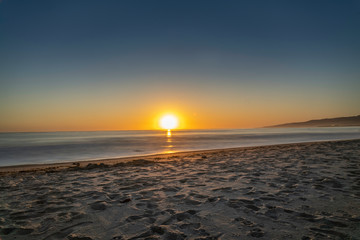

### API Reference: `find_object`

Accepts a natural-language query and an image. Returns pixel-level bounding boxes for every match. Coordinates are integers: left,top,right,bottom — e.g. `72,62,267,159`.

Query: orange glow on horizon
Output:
2,93,357,132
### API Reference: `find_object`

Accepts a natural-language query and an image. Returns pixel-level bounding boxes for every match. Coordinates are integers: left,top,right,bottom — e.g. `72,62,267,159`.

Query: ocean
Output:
0,127,360,167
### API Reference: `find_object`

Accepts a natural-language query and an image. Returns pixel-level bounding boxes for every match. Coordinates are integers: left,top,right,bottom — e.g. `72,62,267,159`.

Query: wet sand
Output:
0,140,360,239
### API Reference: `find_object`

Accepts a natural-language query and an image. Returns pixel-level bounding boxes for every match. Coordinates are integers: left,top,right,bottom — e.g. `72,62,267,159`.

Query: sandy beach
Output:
0,140,360,240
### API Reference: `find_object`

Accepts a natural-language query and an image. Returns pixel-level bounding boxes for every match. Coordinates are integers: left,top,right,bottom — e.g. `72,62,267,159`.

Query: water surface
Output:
1,127,360,166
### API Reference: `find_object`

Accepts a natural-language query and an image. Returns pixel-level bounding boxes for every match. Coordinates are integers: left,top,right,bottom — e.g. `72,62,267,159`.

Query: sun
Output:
160,115,178,130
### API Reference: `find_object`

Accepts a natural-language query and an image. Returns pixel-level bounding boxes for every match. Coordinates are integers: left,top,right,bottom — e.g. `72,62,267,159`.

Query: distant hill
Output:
266,115,360,128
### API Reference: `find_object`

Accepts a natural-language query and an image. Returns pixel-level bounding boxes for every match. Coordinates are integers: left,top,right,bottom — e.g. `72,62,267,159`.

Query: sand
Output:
0,140,360,240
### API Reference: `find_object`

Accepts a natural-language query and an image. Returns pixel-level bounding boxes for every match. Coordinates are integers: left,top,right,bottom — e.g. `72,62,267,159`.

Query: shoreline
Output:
1,137,359,239
1,138,359,174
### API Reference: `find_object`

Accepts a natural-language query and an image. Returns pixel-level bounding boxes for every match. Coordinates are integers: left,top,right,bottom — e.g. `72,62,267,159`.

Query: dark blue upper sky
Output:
1,0,360,131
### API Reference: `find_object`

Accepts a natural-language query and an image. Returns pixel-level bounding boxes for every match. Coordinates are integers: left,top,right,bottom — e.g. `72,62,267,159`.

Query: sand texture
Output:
1,140,360,240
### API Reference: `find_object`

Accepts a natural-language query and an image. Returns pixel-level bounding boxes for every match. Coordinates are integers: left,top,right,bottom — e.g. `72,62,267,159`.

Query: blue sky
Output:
1,0,359,131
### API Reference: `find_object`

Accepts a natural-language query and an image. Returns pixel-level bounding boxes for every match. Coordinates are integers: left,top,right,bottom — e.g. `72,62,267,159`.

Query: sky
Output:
0,0,359,132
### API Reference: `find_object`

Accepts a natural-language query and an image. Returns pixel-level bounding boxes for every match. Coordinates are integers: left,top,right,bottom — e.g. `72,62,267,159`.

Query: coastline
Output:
1,138,360,239
1,138,359,175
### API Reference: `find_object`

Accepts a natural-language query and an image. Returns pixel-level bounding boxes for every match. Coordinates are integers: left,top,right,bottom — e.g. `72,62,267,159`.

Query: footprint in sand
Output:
89,201,107,210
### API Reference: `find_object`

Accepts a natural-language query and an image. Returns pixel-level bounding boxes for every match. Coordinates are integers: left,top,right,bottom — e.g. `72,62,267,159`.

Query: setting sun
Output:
160,115,179,130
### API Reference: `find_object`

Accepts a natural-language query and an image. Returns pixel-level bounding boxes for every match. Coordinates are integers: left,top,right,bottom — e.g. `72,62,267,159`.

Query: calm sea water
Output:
0,127,360,166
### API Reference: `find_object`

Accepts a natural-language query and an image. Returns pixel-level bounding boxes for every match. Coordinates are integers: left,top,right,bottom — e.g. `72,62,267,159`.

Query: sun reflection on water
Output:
164,129,174,154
